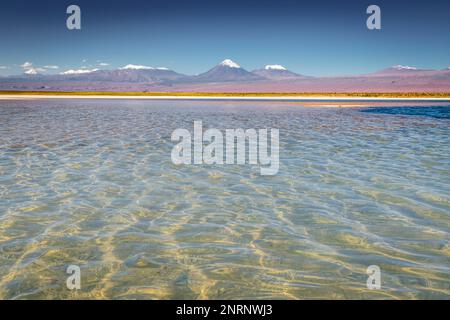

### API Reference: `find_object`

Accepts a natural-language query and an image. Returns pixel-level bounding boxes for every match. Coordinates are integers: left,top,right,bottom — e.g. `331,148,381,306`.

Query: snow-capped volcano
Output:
60,68,99,75
252,65,306,80
219,59,241,68
24,69,38,75
191,59,262,82
120,64,169,71
54,66,185,82
120,64,154,70
392,65,418,71
264,65,287,71
368,65,431,76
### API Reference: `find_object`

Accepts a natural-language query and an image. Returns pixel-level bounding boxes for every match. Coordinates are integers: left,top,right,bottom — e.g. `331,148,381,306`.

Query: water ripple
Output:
0,100,448,299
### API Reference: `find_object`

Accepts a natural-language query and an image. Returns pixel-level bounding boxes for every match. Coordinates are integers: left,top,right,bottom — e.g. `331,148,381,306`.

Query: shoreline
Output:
1,93,450,103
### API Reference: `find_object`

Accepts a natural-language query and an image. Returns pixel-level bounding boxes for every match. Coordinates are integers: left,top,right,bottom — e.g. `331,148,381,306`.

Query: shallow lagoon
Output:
0,99,449,299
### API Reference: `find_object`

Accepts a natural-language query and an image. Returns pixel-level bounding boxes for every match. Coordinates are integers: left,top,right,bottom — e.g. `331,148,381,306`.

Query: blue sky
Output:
0,0,449,76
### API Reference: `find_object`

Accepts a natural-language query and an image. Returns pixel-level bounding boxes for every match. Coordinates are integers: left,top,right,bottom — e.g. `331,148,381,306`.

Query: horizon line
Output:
2,59,450,78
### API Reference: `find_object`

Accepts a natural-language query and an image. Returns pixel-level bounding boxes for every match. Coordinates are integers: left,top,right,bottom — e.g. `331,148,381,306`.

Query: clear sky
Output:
0,0,449,76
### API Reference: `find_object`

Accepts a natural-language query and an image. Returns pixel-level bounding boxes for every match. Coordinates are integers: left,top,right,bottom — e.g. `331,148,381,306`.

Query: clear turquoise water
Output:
0,99,449,299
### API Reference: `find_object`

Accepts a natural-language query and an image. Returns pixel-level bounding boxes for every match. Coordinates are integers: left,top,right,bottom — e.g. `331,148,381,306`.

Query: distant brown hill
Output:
1,60,449,93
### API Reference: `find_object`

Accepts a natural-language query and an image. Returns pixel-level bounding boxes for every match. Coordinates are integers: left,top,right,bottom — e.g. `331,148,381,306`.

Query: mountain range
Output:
1,60,449,93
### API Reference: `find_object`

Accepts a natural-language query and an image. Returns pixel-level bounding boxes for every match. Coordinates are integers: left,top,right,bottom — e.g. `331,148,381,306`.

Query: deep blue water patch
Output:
361,106,450,119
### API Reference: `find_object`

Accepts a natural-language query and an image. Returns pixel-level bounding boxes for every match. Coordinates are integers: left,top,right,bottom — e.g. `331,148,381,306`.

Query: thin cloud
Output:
21,61,60,74
21,62,42,75
21,62,33,68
